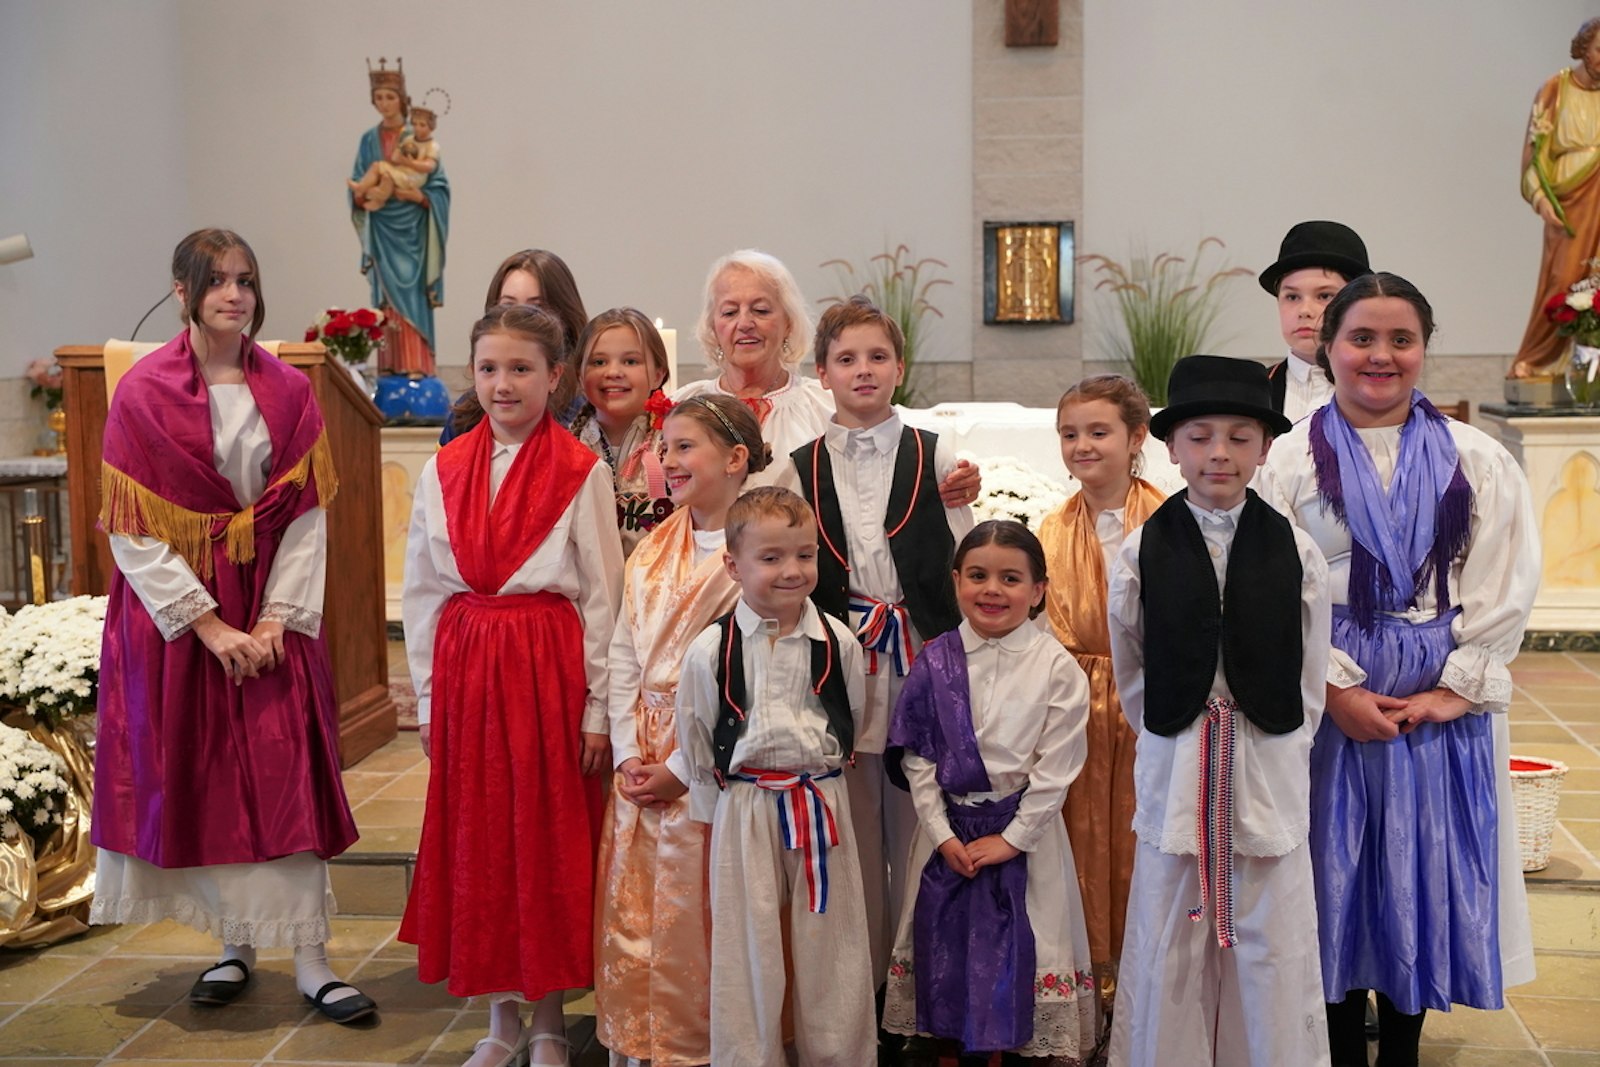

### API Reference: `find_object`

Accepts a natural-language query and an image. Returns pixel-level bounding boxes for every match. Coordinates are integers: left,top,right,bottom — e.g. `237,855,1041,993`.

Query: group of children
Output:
399,221,1536,1067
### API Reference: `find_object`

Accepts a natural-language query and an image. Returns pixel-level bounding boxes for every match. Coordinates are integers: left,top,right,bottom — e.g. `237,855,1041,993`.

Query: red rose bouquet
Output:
305,306,386,364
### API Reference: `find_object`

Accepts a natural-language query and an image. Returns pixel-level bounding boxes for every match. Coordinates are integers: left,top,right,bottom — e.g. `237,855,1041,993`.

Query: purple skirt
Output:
1311,607,1501,1013
913,791,1034,1053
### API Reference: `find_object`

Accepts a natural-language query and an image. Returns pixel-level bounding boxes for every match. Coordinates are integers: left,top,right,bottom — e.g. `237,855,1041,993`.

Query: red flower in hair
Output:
352,308,379,328
644,389,675,431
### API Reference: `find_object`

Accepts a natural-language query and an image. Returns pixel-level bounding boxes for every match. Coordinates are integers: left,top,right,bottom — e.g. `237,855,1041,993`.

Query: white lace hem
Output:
89,894,332,948
1440,650,1514,713
883,960,1095,1060
154,587,218,641
1327,647,1368,689
259,601,322,638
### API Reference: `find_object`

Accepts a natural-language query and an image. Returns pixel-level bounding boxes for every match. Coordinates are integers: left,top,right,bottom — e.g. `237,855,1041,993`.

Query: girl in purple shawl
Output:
1259,273,1539,1067
882,521,1097,1065
90,230,372,1024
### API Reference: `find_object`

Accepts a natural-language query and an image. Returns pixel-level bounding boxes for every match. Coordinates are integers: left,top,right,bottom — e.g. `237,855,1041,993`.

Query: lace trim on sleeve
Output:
154,588,218,641
1328,647,1368,690
1441,651,1515,714
259,601,321,638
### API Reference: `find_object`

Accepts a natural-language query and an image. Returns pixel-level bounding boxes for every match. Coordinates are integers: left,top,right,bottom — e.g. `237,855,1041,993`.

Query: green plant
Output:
1079,237,1253,405
820,245,952,406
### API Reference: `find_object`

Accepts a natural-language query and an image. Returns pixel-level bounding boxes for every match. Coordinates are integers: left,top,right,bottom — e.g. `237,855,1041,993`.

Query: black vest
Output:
1267,359,1288,413
710,610,855,782
791,428,961,641
1139,490,1304,737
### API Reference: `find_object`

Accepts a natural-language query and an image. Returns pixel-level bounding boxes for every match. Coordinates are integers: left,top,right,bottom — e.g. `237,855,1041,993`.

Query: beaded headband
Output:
677,395,746,452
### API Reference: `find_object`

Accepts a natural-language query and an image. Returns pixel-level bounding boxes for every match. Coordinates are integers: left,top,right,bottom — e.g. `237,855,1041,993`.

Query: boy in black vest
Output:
1105,356,1333,1067
675,486,877,1066
1261,220,1371,422
791,295,973,992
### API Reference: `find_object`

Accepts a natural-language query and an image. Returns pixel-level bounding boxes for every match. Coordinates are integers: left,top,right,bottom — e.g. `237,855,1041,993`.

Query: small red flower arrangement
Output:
305,306,386,365
644,389,675,431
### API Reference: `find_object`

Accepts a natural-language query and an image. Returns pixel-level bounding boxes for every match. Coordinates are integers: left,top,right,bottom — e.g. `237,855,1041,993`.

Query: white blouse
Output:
110,384,326,642
1257,416,1540,712
1108,498,1333,857
402,441,624,728
676,598,870,823
822,411,974,608
672,370,834,490
900,620,1089,855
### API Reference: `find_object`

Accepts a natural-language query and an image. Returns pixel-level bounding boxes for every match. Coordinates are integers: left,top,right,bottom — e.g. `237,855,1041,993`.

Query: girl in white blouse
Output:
1258,273,1539,1067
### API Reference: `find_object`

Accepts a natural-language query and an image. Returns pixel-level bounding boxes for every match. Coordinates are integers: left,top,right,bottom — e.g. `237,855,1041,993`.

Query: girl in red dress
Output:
400,304,624,1067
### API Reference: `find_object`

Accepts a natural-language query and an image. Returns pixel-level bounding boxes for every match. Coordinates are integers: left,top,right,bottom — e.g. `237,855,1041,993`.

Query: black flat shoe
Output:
303,980,377,1025
190,958,251,1005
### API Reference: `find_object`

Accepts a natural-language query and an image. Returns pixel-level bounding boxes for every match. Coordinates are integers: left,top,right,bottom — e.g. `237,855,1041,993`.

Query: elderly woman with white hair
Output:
675,249,980,501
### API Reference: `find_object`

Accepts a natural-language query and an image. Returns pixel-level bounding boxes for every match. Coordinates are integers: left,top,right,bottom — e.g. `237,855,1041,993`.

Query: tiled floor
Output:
1,651,1598,1064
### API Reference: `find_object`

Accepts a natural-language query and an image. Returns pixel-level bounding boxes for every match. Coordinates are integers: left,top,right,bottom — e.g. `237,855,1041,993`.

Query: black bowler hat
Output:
1149,356,1293,440
1259,220,1371,295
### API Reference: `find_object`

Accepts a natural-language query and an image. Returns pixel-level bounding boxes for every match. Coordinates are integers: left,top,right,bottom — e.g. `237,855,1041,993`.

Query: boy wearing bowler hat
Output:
1261,221,1371,422
1105,356,1333,1067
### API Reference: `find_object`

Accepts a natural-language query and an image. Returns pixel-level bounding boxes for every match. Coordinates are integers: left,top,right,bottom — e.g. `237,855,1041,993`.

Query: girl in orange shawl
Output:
594,395,770,1066
1036,375,1164,1010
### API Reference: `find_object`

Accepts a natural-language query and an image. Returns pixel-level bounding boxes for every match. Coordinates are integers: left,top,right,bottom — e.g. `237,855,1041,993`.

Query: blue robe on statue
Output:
349,123,450,359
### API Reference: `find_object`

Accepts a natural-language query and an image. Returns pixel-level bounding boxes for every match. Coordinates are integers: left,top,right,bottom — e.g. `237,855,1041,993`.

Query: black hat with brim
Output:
1149,355,1294,440
1259,220,1371,295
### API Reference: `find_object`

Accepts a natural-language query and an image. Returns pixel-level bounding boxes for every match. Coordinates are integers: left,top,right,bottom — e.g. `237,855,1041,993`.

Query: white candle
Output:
655,317,678,389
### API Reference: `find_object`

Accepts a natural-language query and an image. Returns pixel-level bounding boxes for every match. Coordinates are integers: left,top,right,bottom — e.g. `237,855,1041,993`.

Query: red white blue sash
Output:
731,767,842,914
1189,697,1239,949
848,594,915,677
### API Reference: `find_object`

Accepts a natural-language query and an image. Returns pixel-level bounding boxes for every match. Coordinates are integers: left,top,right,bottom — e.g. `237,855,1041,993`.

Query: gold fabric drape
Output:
593,509,738,1065
1038,479,1164,969
0,715,95,948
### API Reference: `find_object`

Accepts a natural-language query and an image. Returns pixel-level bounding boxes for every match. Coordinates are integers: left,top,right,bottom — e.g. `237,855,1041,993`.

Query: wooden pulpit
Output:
55,342,397,767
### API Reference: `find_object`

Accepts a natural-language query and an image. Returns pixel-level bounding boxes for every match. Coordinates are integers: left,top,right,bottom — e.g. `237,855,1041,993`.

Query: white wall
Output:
0,1,973,378
1083,1,1595,361
0,0,191,369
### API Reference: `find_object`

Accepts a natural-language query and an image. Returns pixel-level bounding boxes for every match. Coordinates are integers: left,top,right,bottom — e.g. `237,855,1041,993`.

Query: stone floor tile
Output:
1509,994,1600,1050
37,921,140,955
270,1007,452,1063
371,934,417,961
348,737,424,776
1561,793,1600,820
1548,1051,1600,1065
1512,703,1556,722
329,863,408,918
112,920,227,957
1569,724,1600,745
324,917,402,957
339,773,393,805
0,951,92,1003
1418,1048,1548,1066
1566,769,1600,792
1529,890,1600,952
374,769,429,801
1565,821,1600,851
1515,952,1600,998
346,957,459,1012
50,955,200,1006
112,1001,307,1060
350,797,425,828
1541,702,1600,723
1511,723,1579,745
0,1001,154,1057
1417,1003,1535,1048
344,826,421,855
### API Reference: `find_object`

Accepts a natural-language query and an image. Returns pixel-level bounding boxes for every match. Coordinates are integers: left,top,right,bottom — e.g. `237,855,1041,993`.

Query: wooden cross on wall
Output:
1005,0,1059,48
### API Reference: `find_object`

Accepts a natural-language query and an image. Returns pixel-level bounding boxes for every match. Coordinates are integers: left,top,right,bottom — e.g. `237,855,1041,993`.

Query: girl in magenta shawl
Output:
90,229,373,1024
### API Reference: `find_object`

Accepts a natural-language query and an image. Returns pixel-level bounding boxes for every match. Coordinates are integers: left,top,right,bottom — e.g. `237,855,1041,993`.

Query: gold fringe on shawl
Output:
100,430,338,580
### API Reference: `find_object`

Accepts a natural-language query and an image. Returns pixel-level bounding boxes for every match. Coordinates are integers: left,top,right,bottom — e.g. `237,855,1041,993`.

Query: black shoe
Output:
190,958,251,1005
303,980,378,1025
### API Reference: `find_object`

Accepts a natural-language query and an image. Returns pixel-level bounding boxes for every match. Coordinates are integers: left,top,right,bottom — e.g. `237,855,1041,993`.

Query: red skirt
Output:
399,590,603,999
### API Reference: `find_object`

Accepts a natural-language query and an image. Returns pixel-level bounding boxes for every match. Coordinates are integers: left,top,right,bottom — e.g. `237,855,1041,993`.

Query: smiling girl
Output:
594,395,769,1066
569,308,676,557
1259,273,1540,1067
884,520,1097,1065
1036,374,1164,1011
401,304,623,1067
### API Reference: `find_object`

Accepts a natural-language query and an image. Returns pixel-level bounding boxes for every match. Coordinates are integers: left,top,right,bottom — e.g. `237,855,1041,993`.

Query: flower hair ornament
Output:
644,389,675,432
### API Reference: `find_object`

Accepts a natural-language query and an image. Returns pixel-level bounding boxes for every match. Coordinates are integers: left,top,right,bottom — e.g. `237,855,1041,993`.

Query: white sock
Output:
461,1000,525,1067
294,943,358,1004
527,992,568,1064
201,943,255,983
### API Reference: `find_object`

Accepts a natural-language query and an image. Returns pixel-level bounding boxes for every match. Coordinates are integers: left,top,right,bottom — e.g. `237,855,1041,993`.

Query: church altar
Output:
1481,404,1600,640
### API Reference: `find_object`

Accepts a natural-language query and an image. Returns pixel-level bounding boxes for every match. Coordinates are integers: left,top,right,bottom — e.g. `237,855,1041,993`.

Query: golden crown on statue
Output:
367,56,406,95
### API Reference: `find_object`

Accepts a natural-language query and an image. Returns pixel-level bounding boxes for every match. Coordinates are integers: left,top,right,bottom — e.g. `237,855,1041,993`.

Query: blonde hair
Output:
695,250,813,368
725,486,814,554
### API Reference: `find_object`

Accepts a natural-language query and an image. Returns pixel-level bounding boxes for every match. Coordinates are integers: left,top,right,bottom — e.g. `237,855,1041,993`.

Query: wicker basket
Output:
1510,756,1569,872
